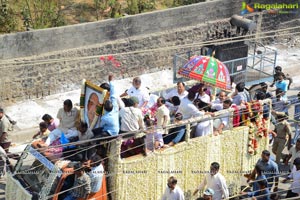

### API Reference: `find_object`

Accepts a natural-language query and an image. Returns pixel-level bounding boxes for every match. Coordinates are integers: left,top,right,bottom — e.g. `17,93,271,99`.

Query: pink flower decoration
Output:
107,55,114,61
112,61,121,68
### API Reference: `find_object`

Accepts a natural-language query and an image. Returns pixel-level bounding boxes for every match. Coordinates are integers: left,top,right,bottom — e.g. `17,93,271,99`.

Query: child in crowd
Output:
144,116,165,151
32,122,50,140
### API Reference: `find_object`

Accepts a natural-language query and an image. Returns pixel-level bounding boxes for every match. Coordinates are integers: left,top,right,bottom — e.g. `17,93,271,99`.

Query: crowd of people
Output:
0,65,299,199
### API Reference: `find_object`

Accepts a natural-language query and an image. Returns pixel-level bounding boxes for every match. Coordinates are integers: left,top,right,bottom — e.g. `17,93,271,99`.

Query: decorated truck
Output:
5,80,271,200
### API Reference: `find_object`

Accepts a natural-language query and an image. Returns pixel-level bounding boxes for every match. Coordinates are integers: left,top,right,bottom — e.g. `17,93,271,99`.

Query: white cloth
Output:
156,105,170,128
145,131,164,151
117,96,125,109
194,92,211,104
147,94,159,109
161,185,185,200
119,107,144,132
289,169,300,194
45,128,78,145
88,164,104,193
165,89,188,100
195,120,212,137
289,146,300,170
127,86,150,107
177,97,204,120
211,99,223,111
197,173,229,200
45,129,62,145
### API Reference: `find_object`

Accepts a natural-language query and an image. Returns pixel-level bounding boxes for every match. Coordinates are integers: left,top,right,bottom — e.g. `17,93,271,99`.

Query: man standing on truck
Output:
92,74,119,138
87,154,104,194
64,162,91,200
0,108,12,144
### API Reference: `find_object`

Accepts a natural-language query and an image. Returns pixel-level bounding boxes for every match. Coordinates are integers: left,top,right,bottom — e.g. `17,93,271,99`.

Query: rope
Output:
0,25,299,68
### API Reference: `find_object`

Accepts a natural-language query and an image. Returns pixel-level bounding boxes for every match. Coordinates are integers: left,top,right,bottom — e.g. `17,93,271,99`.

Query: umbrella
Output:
178,55,231,91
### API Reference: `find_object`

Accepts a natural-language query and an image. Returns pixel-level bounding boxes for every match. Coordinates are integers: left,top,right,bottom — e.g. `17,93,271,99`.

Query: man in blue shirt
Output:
92,75,119,138
247,150,279,192
242,179,270,200
275,72,288,101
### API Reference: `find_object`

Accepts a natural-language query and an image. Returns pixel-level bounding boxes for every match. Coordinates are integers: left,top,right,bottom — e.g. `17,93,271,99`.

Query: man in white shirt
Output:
119,96,144,132
121,77,150,108
162,176,185,200
283,157,300,198
46,99,80,145
210,91,227,111
156,97,170,128
286,138,300,171
177,92,204,120
213,99,232,135
193,162,229,200
194,84,211,105
165,82,188,101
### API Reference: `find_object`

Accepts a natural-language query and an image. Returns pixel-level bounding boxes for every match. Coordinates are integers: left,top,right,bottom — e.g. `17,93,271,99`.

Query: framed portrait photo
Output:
80,80,109,129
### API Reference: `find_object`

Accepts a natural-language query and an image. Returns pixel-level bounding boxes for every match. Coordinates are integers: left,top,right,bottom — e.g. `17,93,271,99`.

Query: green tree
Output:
126,0,139,14
22,0,65,30
173,0,205,6
0,0,17,33
138,0,156,13
94,0,122,20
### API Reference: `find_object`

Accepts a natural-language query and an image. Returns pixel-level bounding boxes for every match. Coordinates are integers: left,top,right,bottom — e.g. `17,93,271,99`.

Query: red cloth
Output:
231,104,240,127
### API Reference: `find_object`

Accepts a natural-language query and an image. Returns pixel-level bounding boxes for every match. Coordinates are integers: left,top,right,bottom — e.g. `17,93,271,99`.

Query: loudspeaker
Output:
230,15,256,32
201,42,249,84
214,42,249,73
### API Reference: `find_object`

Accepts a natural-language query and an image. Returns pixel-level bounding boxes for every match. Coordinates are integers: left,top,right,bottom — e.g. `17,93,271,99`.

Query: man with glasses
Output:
193,162,229,200
162,176,184,200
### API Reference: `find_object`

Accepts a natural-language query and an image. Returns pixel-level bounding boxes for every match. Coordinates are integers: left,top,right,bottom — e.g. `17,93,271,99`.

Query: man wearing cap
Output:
193,162,229,200
203,188,214,200
283,157,300,198
272,111,292,164
161,176,184,200
119,96,144,133
121,77,150,108
0,108,12,144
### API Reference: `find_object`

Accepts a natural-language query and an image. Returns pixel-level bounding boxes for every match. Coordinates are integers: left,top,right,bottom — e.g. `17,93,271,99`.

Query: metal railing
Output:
173,42,277,86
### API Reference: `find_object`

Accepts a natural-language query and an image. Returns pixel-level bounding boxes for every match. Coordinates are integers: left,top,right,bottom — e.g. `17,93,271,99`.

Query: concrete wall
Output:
0,0,299,102
0,0,241,60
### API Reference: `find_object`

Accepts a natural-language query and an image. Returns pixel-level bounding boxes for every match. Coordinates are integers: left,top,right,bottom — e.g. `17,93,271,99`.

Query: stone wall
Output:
0,0,299,102
0,0,241,60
